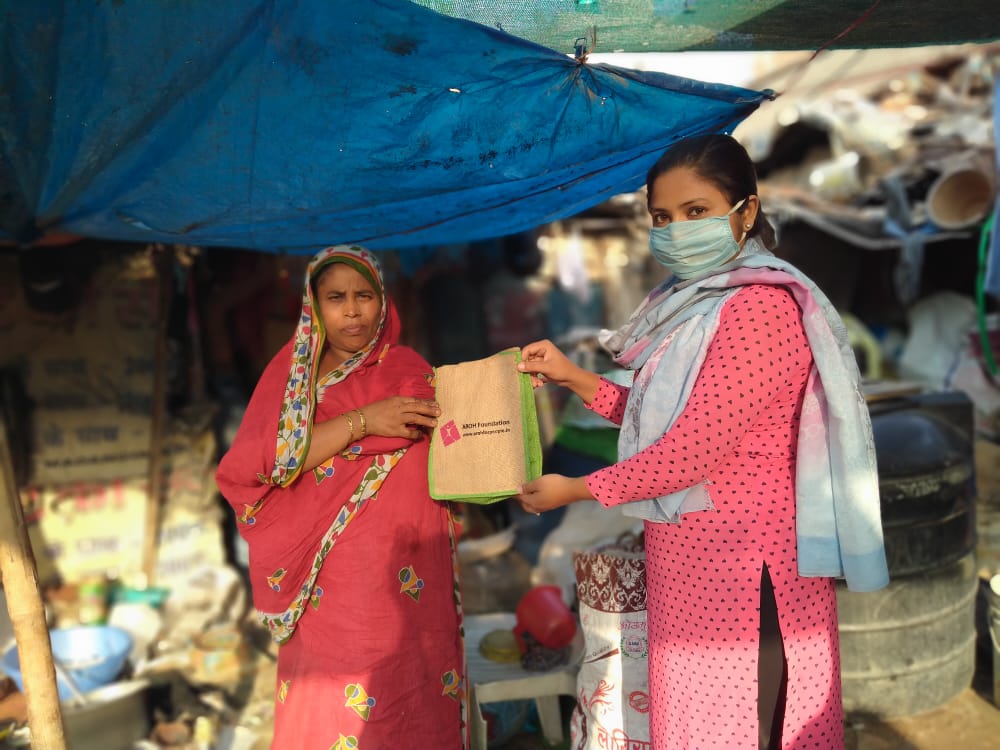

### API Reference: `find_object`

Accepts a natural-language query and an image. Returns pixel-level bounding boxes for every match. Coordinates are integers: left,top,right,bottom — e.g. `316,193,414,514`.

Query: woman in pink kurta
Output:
516,135,886,750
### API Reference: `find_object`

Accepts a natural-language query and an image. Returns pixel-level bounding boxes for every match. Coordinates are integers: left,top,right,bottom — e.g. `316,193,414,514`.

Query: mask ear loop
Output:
729,198,750,245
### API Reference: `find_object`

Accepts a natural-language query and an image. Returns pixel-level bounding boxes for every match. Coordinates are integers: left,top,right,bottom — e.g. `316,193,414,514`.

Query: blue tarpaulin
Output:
0,0,772,254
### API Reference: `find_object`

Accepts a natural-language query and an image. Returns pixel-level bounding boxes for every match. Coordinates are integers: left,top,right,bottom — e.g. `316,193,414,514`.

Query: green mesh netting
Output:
416,0,1000,54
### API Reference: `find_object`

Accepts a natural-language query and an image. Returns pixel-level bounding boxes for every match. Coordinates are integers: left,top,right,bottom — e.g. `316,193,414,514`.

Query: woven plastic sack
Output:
570,533,650,750
429,348,542,503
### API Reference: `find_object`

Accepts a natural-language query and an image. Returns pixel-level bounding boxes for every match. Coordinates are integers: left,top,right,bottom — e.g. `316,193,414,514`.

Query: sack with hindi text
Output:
571,533,650,750
429,348,542,503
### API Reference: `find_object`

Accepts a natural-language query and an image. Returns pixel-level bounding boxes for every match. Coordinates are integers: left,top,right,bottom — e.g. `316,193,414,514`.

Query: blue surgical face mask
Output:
649,199,747,279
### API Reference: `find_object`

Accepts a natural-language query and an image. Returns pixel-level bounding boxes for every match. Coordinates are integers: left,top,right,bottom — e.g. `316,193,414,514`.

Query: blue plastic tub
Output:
2,625,132,702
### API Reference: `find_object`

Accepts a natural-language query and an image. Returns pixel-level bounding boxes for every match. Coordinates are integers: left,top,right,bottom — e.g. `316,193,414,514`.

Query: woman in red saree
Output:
216,245,467,750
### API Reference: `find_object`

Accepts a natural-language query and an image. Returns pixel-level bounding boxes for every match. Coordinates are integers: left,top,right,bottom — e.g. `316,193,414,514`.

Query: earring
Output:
744,223,751,229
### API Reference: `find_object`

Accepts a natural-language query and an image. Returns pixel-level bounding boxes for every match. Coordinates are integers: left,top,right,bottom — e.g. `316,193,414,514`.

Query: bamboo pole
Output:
0,424,67,748
142,245,172,586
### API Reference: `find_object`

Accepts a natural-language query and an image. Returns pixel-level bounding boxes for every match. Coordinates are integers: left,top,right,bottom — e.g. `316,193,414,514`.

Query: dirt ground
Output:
845,688,1000,750
841,633,1000,750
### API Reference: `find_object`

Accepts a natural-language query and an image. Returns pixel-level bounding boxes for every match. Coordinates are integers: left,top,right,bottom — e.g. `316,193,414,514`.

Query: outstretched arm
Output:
516,474,594,514
517,339,602,403
588,286,811,507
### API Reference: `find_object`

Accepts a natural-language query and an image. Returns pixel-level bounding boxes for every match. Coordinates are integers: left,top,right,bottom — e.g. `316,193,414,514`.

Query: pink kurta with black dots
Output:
586,285,843,750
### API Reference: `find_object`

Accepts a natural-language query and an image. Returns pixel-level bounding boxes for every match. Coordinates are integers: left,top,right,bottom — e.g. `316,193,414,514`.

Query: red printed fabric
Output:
216,252,466,750
585,286,843,750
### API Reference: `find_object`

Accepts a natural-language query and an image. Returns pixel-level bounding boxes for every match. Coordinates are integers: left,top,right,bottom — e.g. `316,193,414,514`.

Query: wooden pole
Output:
142,244,172,586
0,425,67,749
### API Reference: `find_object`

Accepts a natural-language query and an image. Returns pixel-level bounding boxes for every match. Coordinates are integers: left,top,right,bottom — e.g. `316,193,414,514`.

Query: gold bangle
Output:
343,411,355,442
355,409,367,439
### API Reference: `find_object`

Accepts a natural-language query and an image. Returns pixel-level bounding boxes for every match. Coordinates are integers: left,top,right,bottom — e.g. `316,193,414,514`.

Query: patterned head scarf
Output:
268,245,392,487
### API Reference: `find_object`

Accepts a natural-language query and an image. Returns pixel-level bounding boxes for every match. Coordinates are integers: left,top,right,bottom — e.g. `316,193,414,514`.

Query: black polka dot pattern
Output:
585,286,844,749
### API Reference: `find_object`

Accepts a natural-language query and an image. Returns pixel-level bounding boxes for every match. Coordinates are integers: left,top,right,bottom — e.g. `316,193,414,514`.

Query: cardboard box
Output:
29,407,151,485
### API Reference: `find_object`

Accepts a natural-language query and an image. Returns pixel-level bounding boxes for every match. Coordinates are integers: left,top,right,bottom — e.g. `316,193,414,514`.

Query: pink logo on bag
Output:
440,420,461,446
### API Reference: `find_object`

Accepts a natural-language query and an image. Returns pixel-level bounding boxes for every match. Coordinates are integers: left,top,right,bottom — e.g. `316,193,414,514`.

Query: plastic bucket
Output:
838,407,978,718
838,553,978,718
2,625,132,702
512,585,576,652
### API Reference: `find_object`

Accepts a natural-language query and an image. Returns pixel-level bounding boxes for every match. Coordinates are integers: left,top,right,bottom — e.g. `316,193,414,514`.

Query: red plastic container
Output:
512,585,576,652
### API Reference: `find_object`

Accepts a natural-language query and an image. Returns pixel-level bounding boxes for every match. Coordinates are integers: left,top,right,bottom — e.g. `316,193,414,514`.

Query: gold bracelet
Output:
343,411,356,442
355,409,367,439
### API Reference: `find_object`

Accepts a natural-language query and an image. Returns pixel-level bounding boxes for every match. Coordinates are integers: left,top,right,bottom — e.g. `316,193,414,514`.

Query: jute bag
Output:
570,533,650,750
429,348,542,503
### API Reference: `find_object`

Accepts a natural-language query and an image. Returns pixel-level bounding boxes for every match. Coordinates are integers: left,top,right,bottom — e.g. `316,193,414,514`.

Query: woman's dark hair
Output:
645,133,777,249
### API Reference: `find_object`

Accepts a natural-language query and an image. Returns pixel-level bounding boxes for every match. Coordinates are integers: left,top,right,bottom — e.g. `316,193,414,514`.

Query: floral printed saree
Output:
216,246,467,749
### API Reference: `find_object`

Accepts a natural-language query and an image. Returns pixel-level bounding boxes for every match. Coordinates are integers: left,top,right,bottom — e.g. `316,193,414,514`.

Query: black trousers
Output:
758,563,788,750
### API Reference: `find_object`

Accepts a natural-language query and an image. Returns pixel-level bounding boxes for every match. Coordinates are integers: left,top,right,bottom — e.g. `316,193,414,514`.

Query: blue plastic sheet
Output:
0,0,772,254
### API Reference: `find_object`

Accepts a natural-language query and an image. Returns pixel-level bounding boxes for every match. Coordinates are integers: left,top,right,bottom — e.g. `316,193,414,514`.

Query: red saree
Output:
216,246,466,750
